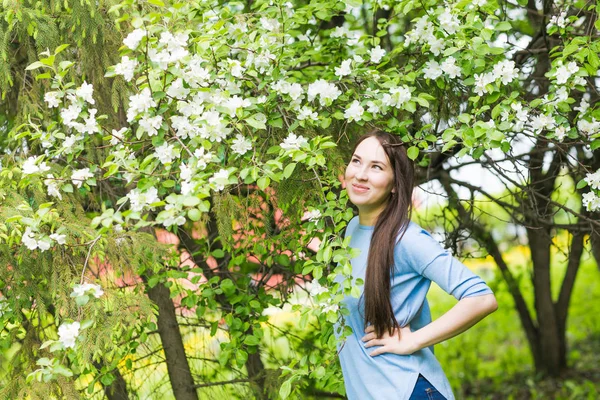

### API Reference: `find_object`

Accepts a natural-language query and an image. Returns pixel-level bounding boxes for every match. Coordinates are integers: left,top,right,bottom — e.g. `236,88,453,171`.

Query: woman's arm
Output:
362,294,498,356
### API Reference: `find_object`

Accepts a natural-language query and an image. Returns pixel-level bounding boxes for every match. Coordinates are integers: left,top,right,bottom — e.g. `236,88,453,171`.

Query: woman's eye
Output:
372,165,382,170
351,158,360,164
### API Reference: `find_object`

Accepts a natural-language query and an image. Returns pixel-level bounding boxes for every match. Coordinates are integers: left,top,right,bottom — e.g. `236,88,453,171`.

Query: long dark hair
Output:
352,130,415,338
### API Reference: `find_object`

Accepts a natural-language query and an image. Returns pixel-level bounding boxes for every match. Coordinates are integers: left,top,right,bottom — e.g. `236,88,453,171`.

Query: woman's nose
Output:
355,167,368,180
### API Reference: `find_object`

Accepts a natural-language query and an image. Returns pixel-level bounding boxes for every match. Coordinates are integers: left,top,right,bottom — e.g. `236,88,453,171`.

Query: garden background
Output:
0,0,599,399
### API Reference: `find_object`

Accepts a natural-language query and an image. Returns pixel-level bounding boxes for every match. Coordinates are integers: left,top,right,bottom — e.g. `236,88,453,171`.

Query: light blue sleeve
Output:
398,223,492,300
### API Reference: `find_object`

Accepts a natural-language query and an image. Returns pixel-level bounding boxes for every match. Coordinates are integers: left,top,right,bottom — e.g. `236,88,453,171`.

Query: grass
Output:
429,243,600,399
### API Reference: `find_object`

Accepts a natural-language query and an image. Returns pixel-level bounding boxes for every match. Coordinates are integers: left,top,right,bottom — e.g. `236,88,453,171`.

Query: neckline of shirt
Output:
358,224,374,231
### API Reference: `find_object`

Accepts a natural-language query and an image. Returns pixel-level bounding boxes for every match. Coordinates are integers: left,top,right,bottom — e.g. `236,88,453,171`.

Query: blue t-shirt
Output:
337,217,493,400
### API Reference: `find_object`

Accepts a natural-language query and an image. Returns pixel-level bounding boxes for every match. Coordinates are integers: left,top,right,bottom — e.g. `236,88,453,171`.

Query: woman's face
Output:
345,136,395,215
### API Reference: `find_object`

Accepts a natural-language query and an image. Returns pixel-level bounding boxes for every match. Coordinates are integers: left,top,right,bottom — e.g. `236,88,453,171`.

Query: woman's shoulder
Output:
395,222,440,251
344,216,360,238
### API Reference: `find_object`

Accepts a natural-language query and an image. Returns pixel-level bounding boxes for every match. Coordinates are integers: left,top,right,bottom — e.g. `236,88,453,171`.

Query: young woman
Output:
339,130,498,400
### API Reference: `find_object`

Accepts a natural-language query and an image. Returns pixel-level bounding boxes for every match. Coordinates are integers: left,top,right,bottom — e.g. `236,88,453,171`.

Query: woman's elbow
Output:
482,293,498,315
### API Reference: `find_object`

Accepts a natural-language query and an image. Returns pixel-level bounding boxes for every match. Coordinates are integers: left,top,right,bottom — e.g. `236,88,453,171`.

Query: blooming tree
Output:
0,0,599,398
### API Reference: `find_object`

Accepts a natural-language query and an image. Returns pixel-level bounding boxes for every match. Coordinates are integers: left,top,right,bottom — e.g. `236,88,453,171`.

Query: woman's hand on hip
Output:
361,325,420,356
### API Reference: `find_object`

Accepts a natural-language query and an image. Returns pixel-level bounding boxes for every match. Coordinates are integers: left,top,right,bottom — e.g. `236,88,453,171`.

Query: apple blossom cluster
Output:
72,282,104,299
0,295,10,318
305,209,322,223
280,133,309,153
58,321,80,349
474,60,519,96
21,228,66,251
306,281,339,315
582,170,600,212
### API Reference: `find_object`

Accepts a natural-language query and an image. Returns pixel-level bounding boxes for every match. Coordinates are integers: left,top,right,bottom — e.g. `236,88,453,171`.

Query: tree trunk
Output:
93,362,130,400
144,277,198,400
591,230,600,271
527,227,564,375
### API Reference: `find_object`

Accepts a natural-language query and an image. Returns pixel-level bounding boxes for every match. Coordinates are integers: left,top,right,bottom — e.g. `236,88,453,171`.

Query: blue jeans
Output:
409,374,447,400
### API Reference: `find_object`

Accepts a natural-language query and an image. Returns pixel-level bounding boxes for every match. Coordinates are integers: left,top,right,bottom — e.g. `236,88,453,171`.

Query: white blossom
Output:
209,169,230,191
22,157,50,175
330,26,348,38
50,233,67,245
492,60,519,85
194,147,214,170
139,115,163,137
260,17,280,32
63,135,78,152
202,110,222,126
114,56,138,82
61,103,83,127
111,128,127,146
367,101,380,115
441,57,461,79
582,192,600,212
163,215,187,227
530,114,556,133
306,209,322,222
281,133,309,151
58,321,80,349
307,80,341,105
127,88,157,122
577,118,600,136
71,168,93,188
127,187,159,212
123,28,146,50
44,174,62,199
474,72,494,96
334,59,352,78
223,96,251,116
72,282,104,298
554,62,578,85
154,143,178,164
549,11,568,29
322,302,339,313
369,46,386,63
22,227,39,250
574,98,589,114
307,280,328,296
297,106,318,121
554,126,567,142
423,60,443,80
585,170,600,190
438,8,460,34
344,100,365,122
229,59,245,78
76,82,95,105
232,134,252,155
381,86,411,108
44,92,61,108
166,78,190,100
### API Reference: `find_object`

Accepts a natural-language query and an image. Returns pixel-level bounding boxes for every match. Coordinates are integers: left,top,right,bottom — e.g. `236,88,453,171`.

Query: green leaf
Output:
188,209,202,221
25,61,45,71
576,179,588,189
257,176,270,190
35,72,52,81
279,379,292,400
283,163,296,179
496,21,512,31
147,0,165,6
75,295,90,307
54,44,70,55
407,146,419,160
245,113,267,130
243,335,260,346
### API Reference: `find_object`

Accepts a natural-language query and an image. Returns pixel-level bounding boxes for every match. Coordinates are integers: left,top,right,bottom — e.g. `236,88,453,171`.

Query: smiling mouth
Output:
352,184,369,192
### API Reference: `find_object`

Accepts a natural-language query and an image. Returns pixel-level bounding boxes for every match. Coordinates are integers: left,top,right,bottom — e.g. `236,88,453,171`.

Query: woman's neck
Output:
358,206,384,226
